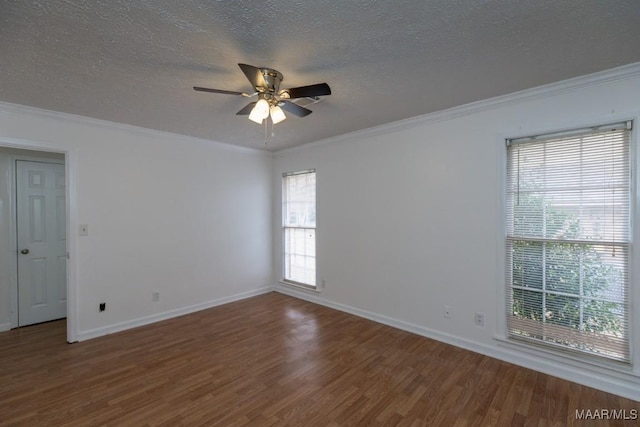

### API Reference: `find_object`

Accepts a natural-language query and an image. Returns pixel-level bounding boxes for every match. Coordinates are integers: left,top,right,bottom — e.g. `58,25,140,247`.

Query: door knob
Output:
20,249,29,254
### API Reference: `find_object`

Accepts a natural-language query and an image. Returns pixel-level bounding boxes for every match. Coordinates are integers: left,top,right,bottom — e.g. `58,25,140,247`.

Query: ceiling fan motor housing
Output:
260,68,284,94
193,63,330,118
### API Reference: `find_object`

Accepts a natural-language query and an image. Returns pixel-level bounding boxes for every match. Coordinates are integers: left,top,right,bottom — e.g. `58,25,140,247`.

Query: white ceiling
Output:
1,1,639,151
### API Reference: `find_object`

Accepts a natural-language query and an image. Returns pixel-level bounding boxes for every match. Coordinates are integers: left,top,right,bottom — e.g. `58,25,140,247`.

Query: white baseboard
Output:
274,283,640,402
76,287,273,341
0,322,11,332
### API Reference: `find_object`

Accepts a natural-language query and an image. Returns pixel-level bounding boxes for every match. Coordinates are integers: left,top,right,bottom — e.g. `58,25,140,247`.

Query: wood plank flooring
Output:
0,292,637,426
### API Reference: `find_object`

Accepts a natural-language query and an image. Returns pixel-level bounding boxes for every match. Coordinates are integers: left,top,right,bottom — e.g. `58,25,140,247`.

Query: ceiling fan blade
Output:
238,63,267,90
280,101,313,117
281,83,331,99
194,87,250,97
236,102,257,115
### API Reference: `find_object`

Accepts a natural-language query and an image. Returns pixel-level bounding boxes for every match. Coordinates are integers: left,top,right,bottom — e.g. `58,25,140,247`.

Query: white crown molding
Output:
276,61,640,155
0,101,270,156
274,283,640,402
3,62,637,158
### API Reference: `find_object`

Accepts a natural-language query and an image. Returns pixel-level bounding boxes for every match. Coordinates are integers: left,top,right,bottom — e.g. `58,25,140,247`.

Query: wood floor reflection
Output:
0,292,637,426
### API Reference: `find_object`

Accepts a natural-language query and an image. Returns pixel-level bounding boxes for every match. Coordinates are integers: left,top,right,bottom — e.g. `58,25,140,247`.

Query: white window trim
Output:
278,279,321,293
495,115,639,373
281,169,317,288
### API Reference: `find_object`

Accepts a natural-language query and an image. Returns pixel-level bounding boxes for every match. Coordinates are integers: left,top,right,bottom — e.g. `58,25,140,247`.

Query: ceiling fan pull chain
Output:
264,118,268,144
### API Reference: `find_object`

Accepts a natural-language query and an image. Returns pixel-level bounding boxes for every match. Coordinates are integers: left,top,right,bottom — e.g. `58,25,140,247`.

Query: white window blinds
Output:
505,122,631,363
283,170,316,287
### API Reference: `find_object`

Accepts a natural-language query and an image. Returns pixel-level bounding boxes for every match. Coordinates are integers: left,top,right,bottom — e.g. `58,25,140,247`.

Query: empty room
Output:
1,1,640,425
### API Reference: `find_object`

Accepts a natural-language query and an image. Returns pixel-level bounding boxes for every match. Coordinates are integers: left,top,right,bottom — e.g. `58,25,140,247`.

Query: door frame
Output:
1,137,78,343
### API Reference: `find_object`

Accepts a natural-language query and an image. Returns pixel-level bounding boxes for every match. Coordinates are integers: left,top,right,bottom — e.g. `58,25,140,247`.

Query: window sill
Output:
278,280,321,294
494,335,637,378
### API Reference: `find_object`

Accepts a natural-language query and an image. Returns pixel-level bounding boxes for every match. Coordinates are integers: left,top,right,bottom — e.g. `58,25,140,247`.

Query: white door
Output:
16,160,67,326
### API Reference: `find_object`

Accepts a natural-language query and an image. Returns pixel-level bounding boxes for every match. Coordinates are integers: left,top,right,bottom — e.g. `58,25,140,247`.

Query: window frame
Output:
500,120,634,366
281,169,317,289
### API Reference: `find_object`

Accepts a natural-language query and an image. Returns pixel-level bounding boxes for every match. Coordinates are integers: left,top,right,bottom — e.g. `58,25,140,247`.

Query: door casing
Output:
1,138,77,343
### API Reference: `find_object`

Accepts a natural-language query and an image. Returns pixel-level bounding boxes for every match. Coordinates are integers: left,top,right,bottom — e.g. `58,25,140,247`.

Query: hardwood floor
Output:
1,292,637,426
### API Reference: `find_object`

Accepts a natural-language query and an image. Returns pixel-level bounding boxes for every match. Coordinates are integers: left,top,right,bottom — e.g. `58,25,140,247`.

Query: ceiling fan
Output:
194,63,331,125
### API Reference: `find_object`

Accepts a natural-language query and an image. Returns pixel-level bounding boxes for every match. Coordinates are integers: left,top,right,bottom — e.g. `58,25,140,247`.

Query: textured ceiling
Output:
1,1,639,151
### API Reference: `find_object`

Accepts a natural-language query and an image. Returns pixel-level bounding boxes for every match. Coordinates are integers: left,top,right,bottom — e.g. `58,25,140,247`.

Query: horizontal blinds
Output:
283,168,315,177
284,171,316,228
505,124,631,362
507,121,631,146
283,170,316,286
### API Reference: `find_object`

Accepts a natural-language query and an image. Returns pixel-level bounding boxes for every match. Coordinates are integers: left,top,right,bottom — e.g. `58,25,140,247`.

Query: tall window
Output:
505,122,632,363
283,169,316,287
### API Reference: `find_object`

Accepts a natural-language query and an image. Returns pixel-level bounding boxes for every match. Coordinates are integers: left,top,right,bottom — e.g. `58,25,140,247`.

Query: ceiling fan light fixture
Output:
270,105,286,124
249,98,270,123
194,63,332,136
248,110,263,124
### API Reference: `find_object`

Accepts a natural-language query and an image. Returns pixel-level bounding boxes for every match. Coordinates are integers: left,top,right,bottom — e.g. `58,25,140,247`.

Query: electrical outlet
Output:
321,280,326,289
152,292,159,302
99,302,105,312
474,312,485,327
444,305,452,319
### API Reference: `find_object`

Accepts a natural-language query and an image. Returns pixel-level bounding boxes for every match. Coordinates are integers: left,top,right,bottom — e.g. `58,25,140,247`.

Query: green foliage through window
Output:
505,123,630,362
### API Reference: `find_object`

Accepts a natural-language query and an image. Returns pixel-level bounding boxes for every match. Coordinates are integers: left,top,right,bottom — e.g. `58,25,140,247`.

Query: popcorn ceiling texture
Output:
1,0,639,150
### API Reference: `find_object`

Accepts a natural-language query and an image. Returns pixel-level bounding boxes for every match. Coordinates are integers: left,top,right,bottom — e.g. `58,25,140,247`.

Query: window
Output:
505,122,632,363
283,169,316,287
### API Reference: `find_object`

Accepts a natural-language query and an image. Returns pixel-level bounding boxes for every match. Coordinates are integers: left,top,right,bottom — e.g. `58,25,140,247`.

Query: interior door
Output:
16,160,67,326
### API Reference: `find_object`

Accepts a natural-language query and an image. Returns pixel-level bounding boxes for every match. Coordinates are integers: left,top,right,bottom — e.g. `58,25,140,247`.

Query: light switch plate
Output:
79,224,89,236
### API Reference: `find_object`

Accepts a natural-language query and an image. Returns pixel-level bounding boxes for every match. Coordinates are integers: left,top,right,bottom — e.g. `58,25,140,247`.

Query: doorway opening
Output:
0,145,72,340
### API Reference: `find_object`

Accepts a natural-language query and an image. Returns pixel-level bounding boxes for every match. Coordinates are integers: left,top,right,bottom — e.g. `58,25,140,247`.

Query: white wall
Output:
273,64,640,401
0,104,273,339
